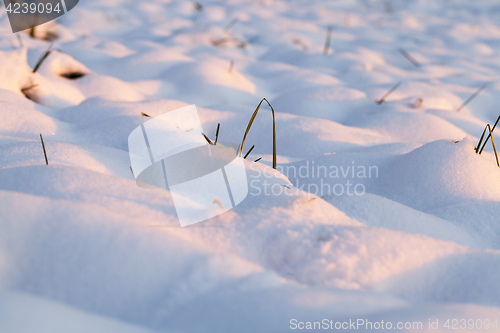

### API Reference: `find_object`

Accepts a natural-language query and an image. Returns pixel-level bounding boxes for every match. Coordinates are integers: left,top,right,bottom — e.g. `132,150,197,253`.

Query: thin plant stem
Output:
376,81,402,104
243,145,255,159
40,134,48,165
323,26,332,55
397,47,420,67
240,98,276,169
215,123,220,144
478,115,500,154
457,83,488,112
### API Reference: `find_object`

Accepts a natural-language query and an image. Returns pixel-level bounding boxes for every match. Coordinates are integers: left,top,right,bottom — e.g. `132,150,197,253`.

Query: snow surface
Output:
1,0,500,332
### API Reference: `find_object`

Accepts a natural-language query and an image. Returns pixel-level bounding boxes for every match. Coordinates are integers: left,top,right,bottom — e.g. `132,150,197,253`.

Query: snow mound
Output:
327,192,481,247
0,49,32,94
0,290,161,333
376,138,500,211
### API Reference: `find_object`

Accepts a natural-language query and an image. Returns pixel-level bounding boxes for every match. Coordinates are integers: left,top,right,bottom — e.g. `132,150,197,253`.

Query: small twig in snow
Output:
323,25,333,55
40,134,48,165
130,166,136,180
214,123,220,144
202,132,214,145
21,84,39,93
243,145,255,159
456,83,488,112
224,18,239,31
33,43,54,73
376,81,402,104
397,47,420,68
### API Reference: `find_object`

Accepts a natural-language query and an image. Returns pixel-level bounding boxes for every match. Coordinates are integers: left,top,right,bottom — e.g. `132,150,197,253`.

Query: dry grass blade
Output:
192,0,203,11
254,157,262,162
376,81,402,104
215,123,220,144
240,98,277,169
456,83,488,112
43,31,58,42
243,145,255,159
292,37,308,51
475,118,500,167
33,43,53,73
475,126,489,153
212,38,231,46
476,115,500,154
101,9,114,22
21,84,39,92
487,125,500,167
202,132,214,145
397,47,420,68
130,166,136,180
141,112,151,117
224,18,239,31
323,25,333,55
40,134,48,165
238,36,258,49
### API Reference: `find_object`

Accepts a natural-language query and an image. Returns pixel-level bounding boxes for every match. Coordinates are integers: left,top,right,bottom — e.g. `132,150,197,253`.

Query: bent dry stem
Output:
240,98,277,169
476,116,500,154
475,116,500,167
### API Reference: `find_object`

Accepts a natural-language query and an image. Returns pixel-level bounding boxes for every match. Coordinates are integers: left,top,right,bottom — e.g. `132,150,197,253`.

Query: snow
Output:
0,290,161,333
1,0,500,332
